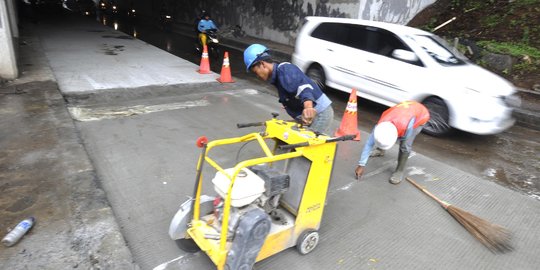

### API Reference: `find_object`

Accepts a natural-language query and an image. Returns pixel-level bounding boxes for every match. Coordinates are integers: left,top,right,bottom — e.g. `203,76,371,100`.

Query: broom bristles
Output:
447,205,513,253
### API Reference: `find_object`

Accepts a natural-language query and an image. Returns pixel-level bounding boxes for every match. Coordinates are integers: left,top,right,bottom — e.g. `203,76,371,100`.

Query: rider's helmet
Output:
202,11,210,19
373,121,398,150
244,44,270,72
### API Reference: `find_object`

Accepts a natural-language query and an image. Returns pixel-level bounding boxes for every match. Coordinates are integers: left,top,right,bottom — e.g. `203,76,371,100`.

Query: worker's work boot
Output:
389,151,410,184
370,148,385,157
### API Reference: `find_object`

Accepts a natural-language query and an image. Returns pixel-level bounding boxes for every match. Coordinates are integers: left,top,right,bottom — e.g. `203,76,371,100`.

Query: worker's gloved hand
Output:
301,107,316,125
355,165,365,180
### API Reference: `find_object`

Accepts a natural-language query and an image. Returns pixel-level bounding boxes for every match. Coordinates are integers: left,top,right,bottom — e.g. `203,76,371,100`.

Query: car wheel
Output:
422,97,452,136
306,65,326,91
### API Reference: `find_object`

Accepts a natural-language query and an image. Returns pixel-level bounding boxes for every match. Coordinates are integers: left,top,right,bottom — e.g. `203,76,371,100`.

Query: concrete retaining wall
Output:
1,0,437,80
134,0,436,46
0,0,18,80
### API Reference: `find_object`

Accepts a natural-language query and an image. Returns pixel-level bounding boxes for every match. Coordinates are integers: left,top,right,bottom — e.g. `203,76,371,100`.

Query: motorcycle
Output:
196,29,221,59
110,3,118,16
98,0,107,12
160,14,173,32
127,8,136,18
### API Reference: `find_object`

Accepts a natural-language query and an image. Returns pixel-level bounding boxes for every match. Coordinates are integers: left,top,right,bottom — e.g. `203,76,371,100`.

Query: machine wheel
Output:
422,97,452,136
296,230,319,255
306,65,326,91
175,238,201,253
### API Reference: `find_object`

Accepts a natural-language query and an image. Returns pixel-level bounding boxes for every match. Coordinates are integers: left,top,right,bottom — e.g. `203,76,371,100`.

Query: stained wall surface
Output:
133,0,436,45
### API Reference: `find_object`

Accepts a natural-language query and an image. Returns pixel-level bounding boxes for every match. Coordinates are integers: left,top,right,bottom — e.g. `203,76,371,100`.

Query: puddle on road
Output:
69,100,210,121
101,44,126,55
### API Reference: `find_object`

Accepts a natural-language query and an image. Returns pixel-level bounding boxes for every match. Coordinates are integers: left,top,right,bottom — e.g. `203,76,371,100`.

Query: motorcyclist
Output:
197,12,218,47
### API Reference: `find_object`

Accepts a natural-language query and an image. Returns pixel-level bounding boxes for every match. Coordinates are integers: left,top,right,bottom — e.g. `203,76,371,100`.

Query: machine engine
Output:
210,166,289,269
211,165,290,235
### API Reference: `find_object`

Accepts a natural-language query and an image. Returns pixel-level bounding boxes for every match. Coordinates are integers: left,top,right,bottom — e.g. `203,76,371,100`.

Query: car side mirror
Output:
392,49,419,62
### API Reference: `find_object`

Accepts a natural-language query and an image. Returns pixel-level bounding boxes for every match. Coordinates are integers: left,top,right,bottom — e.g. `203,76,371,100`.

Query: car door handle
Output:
367,60,374,63
327,48,334,52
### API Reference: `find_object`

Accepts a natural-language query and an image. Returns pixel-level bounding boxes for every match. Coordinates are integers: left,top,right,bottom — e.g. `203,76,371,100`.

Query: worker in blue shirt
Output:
243,44,334,134
197,12,218,47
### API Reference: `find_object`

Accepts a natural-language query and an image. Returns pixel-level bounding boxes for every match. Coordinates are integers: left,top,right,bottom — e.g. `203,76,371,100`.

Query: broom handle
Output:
406,177,450,209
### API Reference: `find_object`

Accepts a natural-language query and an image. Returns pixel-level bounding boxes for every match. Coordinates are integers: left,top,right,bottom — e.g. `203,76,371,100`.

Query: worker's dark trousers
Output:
398,125,424,154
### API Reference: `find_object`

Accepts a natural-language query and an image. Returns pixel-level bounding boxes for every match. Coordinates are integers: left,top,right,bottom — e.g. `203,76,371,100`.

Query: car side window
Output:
342,25,371,51
367,28,424,67
311,23,424,67
310,23,348,45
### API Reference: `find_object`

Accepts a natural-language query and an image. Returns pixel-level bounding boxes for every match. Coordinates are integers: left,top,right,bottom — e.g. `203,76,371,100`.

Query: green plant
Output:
514,0,540,7
423,17,439,31
514,62,538,73
477,41,540,59
481,14,502,28
522,26,530,44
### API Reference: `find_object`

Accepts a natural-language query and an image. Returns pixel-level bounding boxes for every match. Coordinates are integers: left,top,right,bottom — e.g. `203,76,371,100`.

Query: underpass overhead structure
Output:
134,0,436,46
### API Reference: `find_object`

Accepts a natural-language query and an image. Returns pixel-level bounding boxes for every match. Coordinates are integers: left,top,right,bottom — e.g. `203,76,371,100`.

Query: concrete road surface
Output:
74,87,540,270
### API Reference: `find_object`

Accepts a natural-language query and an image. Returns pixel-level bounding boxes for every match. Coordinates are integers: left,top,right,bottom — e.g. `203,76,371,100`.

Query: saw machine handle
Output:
236,122,265,128
278,142,309,150
326,134,357,142
278,134,357,150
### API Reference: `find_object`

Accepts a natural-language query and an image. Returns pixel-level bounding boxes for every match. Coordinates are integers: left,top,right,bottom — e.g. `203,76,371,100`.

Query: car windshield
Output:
413,34,467,66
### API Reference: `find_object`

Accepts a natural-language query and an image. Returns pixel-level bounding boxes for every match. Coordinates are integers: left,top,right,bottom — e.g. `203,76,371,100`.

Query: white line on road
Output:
152,255,186,270
328,152,418,196
68,100,210,121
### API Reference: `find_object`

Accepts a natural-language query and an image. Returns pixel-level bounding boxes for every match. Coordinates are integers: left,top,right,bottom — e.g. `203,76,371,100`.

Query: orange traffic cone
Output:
198,45,211,74
335,88,361,141
217,51,234,83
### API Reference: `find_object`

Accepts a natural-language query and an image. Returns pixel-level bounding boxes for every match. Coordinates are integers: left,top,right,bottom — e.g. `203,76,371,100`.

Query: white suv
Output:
292,16,520,136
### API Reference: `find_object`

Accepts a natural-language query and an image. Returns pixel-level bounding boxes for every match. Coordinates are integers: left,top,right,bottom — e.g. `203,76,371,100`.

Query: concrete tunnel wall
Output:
2,0,437,80
131,0,436,46
0,0,18,80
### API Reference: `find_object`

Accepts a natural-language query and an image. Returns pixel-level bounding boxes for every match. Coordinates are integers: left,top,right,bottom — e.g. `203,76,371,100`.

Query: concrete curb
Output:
513,107,540,130
513,88,540,130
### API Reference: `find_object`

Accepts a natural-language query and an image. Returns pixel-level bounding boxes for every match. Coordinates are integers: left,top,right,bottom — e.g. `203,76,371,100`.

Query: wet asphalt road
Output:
97,14,539,200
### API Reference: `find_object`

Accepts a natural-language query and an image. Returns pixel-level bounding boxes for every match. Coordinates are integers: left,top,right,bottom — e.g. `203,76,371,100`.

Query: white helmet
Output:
373,122,398,150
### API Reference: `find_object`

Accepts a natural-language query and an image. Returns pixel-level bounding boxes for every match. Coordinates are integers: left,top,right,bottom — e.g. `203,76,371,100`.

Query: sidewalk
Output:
0,25,136,269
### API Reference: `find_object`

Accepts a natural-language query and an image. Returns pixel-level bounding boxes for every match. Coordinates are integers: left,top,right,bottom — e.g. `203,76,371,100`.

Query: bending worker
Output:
355,100,430,184
197,12,218,47
243,44,334,134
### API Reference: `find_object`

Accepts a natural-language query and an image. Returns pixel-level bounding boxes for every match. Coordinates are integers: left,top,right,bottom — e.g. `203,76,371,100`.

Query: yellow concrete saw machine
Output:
169,114,355,270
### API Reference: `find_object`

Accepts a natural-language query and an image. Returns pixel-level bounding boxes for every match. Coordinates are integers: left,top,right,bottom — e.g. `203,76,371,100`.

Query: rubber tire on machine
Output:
306,65,326,91
175,238,201,253
296,230,319,255
422,97,452,136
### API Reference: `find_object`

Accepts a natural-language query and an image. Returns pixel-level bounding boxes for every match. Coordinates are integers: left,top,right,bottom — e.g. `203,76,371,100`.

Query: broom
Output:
406,177,513,253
